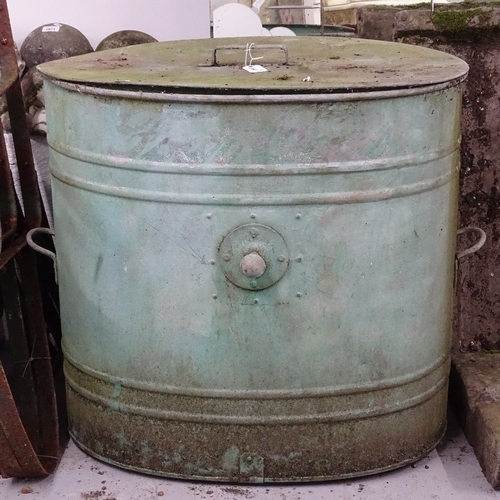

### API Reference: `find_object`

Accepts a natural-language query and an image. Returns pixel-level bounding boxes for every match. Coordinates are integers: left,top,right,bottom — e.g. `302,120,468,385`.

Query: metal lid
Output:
38,36,468,95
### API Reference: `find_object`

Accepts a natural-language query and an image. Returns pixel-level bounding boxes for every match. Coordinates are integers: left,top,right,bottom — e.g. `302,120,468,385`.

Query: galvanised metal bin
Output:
36,37,469,482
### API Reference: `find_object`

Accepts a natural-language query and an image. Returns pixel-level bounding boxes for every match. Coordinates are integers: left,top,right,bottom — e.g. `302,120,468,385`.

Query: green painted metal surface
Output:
39,37,468,482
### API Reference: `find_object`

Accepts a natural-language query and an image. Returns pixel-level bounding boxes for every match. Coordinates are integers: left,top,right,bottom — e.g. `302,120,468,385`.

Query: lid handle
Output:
210,44,289,67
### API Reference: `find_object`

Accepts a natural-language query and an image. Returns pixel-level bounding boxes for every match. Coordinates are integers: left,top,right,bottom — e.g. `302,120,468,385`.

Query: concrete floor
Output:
1,413,497,500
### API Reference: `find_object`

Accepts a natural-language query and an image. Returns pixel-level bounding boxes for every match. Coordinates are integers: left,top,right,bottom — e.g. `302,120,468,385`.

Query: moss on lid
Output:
38,36,469,94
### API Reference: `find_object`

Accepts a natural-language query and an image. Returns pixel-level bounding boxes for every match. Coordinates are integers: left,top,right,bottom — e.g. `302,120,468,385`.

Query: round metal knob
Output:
240,252,266,279
218,223,288,291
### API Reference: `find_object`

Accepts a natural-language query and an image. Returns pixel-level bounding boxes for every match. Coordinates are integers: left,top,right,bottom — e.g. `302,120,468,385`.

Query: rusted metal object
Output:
0,364,47,477
0,249,59,478
20,23,93,71
39,37,469,482
0,0,60,479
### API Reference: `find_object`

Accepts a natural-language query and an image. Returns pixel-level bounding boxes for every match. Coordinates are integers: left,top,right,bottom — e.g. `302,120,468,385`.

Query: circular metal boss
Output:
218,224,289,291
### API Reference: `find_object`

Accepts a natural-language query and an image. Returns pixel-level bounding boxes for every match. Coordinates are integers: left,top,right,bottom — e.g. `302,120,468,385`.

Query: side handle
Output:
210,44,289,67
26,227,57,283
456,227,486,260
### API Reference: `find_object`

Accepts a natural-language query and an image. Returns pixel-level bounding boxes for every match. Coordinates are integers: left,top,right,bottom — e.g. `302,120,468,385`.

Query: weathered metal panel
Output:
42,63,464,480
359,6,500,353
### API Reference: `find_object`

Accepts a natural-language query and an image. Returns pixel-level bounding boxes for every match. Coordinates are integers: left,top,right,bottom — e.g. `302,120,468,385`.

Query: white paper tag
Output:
242,65,268,73
42,25,61,33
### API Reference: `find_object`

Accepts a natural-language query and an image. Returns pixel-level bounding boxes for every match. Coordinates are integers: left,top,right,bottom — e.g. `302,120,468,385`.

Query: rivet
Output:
277,255,285,263
254,299,259,304
250,280,258,289
295,256,303,263
210,260,216,265
222,254,231,261
246,456,253,463
206,213,212,219
296,292,302,298
250,213,256,219
296,214,302,220
213,294,218,299
250,229,259,238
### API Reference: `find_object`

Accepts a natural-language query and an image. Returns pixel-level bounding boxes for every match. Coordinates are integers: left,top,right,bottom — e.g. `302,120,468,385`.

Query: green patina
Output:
431,7,497,35
406,3,435,9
